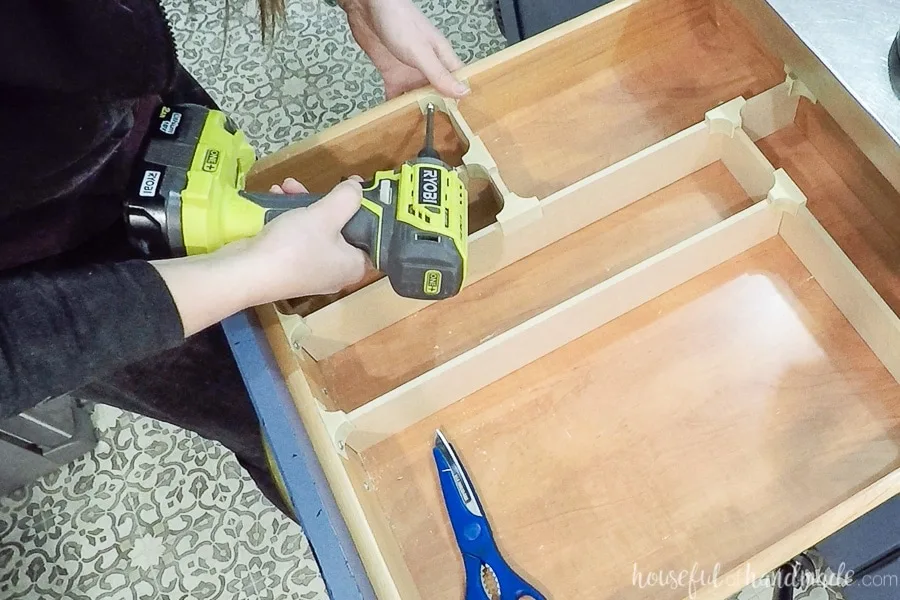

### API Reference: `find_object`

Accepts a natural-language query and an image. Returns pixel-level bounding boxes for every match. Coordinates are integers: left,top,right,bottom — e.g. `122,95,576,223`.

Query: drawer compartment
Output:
358,231,900,600
260,179,900,599
249,0,787,360
459,0,784,198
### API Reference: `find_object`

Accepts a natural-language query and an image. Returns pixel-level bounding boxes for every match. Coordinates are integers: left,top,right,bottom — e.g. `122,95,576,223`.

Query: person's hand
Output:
152,177,369,337
339,0,468,99
245,177,369,302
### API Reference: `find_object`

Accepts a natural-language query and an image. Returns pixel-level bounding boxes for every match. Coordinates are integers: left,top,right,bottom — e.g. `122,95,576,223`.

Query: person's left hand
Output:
339,0,469,100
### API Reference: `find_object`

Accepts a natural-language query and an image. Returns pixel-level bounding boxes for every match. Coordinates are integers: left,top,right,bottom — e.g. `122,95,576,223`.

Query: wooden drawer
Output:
248,0,900,598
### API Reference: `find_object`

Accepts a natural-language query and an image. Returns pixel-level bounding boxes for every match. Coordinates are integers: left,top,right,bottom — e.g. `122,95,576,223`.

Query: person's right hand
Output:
243,177,369,303
152,177,369,338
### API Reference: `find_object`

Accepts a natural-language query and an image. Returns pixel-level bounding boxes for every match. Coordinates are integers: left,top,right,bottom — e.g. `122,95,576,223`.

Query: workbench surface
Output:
763,0,900,147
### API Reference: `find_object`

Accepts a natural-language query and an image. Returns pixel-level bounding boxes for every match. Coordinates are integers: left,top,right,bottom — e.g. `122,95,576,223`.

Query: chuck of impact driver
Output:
125,103,469,301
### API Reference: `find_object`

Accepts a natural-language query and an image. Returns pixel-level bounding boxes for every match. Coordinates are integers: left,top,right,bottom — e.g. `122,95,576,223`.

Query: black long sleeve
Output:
0,260,184,419
0,2,216,419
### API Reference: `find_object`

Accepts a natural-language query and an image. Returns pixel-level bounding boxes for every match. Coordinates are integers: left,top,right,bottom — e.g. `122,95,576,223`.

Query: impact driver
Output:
125,103,468,300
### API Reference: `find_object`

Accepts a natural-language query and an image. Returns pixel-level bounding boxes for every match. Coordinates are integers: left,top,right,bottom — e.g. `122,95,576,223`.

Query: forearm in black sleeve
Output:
0,261,184,419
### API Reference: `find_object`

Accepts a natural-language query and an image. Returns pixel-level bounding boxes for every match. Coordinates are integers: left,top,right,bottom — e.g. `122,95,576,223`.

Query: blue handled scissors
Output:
433,429,547,600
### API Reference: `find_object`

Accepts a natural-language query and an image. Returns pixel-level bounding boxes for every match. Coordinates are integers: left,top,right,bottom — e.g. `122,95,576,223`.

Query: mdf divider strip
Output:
780,206,900,382
296,121,725,359
741,76,804,141
686,455,900,600
345,200,783,453
722,127,780,200
715,75,809,201
287,81,804,360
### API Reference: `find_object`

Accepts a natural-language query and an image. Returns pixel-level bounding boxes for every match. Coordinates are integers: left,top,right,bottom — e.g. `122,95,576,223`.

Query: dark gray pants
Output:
69,63,292,518
77,324,293,518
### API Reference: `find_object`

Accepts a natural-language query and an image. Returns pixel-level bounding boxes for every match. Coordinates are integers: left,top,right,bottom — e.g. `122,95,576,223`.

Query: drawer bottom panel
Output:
356,236,900,600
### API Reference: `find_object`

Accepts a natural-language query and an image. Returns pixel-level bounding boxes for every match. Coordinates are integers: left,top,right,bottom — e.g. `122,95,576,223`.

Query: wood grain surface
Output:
250,0,784,318
757,100,900,315
358,237,900,600
321,162,752,412
458,0,784,199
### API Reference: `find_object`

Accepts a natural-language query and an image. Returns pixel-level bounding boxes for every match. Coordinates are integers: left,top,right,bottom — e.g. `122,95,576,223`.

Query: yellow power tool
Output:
125,103,468,300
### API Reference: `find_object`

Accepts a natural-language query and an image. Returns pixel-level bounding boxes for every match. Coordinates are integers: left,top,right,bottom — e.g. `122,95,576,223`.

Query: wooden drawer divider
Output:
279,76,809,361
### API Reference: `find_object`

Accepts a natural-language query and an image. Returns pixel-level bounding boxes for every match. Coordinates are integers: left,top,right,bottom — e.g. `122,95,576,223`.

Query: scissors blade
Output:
434,429,483,518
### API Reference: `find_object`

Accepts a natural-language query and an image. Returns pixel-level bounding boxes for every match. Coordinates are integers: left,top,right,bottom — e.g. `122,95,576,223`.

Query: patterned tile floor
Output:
1,405,324,600
0,1,847,599
169,0,507,156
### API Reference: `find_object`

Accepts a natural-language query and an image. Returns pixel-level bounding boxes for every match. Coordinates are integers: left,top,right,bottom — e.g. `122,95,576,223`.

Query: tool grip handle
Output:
238,190,325,216
239,191,379,262
463,552,547,600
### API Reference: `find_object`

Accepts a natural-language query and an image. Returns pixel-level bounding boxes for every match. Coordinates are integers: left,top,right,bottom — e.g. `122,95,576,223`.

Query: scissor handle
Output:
462,551,547,600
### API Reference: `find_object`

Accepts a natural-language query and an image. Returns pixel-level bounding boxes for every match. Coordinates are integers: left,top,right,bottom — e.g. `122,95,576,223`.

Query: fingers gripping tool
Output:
125,103,468,300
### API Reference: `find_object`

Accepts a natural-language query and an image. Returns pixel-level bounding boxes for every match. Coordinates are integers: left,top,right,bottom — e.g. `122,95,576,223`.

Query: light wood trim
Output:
298,121,722,359
345,201,782,452
257,305,405,600
781,206,900,382
687,447,900,600
342,449,421,600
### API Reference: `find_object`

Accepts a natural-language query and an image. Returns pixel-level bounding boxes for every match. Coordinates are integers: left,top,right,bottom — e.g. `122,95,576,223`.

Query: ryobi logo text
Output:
418,167,441,207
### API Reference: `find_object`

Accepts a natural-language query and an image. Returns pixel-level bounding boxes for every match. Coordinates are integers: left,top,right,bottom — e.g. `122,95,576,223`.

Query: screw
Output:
292,341,301,351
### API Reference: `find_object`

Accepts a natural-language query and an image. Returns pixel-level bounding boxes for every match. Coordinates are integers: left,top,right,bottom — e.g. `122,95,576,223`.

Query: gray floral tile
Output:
165,0,507,156
1,405,326,600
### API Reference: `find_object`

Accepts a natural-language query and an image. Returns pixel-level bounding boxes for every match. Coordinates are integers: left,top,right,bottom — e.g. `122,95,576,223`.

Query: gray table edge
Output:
222,311,376,600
